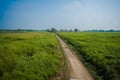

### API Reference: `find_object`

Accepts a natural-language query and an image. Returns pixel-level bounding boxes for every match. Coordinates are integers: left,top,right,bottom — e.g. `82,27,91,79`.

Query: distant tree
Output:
46,28,57,32
60,29,64,32
108,29,114,32
69,29,73,32
99,30,105,32
51,27,57,32
46,29,51,32
65,29,67,32
74,28,78,32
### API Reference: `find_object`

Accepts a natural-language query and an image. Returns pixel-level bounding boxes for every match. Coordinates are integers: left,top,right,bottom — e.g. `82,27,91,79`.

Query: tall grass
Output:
58,32,120,80
0,32,63,80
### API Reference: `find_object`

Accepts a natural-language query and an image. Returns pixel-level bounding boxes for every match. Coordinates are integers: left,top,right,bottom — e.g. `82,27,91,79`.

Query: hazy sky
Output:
0,0,120,30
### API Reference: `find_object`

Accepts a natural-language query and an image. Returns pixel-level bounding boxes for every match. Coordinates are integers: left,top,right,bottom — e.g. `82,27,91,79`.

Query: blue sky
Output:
0,0,120,30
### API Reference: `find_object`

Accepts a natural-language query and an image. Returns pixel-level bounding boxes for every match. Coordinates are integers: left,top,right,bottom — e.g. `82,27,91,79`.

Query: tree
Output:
46,29,51,32
60,29,64,32
69,29,73,32
74,28,78,32
51,27,57,32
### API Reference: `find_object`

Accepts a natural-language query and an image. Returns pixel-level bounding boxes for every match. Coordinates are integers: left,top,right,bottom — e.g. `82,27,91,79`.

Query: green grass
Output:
0,32,63,80
58,32,120,80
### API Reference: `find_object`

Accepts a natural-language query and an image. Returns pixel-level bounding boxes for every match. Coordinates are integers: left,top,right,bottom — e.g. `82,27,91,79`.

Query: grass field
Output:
58,32,120,80
0,32,64,80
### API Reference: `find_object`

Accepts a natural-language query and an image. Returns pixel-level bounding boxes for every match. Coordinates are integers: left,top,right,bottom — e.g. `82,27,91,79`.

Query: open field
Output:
0,32,63,80
58,32,120,80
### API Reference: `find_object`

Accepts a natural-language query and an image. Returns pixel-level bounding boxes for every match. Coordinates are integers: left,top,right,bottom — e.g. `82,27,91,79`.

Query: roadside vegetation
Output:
58,32,120,80
0,32,64,80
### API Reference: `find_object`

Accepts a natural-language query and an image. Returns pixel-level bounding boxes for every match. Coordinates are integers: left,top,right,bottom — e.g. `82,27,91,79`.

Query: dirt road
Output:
56,35,94,80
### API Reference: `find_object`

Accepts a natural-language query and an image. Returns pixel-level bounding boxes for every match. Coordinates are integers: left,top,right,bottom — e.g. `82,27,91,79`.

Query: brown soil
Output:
56,35,94,80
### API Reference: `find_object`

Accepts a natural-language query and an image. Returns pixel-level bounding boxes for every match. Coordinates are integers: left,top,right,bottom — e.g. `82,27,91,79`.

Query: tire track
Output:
56,35,94,80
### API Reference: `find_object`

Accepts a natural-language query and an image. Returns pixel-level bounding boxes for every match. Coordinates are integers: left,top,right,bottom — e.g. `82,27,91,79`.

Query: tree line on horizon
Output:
0,28,120,32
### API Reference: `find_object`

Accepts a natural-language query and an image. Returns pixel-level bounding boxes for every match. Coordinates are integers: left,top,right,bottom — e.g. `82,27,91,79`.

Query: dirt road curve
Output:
56,35,94,80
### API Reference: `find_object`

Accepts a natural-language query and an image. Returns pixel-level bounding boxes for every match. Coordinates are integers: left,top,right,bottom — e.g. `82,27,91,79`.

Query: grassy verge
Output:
0,32,63,80
55,35,70,80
